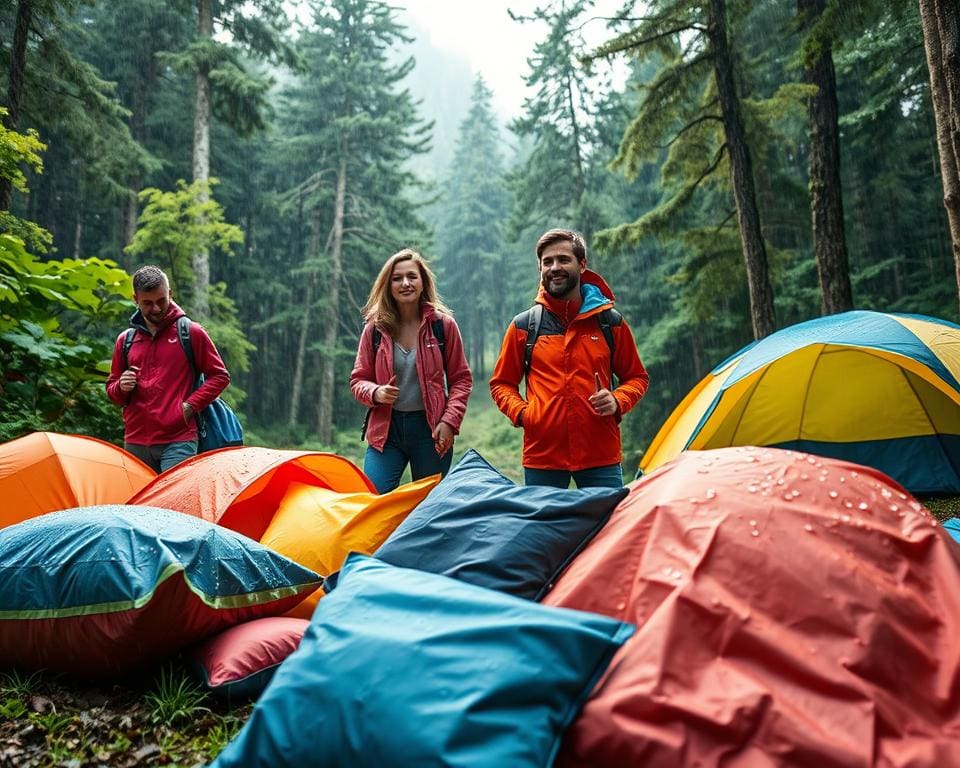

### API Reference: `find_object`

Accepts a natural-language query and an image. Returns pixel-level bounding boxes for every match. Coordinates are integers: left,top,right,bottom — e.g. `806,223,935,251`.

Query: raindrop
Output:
749,519,757,527
706,488,716,499
840,476,846,483
791,490,801,498
858,502,869,511
889,504,899,513
616,602,626,611
828,490,839,499
843,501,853,509
804,524,814,533
782,493,793,501
800,473,809,481
747,485,759,493
842,514,851,523
751,530,760,537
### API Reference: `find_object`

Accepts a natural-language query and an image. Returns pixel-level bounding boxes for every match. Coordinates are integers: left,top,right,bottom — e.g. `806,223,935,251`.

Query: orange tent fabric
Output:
0,432,155,529
545,446,960,767
127,447,374,541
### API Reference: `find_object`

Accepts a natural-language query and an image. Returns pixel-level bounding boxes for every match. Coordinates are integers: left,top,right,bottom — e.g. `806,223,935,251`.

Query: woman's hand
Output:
432,421,454,456
374,375,399,405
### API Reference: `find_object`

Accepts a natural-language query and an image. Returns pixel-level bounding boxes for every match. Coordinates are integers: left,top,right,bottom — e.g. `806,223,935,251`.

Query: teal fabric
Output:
370,449,627,600
0,505,319,612
715,310,960,391
212,554,634,768
943,518,960,545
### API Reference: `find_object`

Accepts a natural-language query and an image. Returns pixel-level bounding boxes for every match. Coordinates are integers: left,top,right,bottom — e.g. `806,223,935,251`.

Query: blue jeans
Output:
125,440,198,473
524,463,623,489
364,410,453,494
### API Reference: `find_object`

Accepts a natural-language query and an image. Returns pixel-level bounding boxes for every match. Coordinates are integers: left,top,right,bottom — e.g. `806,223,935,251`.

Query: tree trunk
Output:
799,0,853,315
289,208,321,429
919,0,960,312
0,0,32,211
317,139,347,443
708,0,776,339
191,0,213,320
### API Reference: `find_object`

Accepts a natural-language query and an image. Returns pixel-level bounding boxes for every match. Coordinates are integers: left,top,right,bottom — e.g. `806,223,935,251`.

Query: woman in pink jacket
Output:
350,249,473,493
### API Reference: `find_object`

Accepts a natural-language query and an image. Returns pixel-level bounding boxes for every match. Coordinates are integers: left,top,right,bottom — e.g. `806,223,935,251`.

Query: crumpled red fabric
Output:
546,446,960,767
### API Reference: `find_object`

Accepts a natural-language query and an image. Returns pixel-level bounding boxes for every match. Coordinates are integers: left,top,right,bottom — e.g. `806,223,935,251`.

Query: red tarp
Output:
546,446,960,767
127,447,374,540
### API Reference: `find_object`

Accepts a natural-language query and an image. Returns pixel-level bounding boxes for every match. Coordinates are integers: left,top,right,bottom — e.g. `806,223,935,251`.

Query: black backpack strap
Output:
176,316,202,388
371,326,382,355
121,328,136,369
431,318,445,355
597,308,621,359
520,304,543,377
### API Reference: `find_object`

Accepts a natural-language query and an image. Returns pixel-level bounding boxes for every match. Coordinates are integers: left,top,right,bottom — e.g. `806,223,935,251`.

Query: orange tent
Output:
0,432,156,529
128,447,374,540
546,447,960,767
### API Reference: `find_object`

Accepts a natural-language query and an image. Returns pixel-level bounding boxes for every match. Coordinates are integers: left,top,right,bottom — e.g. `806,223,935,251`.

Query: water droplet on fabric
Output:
829,490,839,499
804,524,814,533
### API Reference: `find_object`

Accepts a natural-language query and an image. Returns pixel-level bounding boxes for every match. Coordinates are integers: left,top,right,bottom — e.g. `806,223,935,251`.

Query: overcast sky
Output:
395,1,547,118
286,1,624,121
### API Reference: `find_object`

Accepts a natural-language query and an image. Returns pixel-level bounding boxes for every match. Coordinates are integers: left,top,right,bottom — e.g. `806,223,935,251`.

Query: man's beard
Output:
543,271,579,299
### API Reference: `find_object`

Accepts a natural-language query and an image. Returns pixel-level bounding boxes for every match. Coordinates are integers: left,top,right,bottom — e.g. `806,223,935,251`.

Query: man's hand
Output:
119,365,139,393
374,375,399,405
432,421,454,456
182,401,194,425
588,370,618,417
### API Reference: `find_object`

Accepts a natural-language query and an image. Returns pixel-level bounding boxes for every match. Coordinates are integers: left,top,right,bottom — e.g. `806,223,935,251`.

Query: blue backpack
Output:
122,316,243,452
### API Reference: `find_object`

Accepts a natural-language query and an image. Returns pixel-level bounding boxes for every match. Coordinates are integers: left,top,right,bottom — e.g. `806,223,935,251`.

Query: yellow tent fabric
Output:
260,475,440,619
640,311,960,493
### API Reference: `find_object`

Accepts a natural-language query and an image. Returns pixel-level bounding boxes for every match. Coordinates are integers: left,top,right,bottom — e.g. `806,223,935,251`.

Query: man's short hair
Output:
132,265,169,294
536,229,587,264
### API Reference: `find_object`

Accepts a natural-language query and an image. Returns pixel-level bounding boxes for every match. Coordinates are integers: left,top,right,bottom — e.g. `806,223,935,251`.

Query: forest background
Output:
2,0,957,481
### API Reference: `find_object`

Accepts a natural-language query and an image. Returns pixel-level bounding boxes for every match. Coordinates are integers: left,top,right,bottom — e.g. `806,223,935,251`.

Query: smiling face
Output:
539,241,584,301
390,258,424,308
134,284,172,328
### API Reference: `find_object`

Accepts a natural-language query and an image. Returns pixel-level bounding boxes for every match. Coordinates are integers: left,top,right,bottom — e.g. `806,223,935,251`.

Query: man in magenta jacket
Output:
106,265,230,472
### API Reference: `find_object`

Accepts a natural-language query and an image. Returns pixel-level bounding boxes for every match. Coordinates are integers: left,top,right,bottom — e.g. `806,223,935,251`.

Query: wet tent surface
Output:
547,446,960,767
127,447,374,541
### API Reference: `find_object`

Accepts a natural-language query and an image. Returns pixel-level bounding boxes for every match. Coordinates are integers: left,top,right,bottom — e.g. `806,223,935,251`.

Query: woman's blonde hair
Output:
362,249,451,337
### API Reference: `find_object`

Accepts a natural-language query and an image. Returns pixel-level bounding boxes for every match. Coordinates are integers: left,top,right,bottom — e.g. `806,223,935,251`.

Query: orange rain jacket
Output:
490,270,649,471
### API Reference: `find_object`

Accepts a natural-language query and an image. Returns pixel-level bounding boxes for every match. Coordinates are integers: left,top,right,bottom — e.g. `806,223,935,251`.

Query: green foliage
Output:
0,225,131,442
145,666,211,727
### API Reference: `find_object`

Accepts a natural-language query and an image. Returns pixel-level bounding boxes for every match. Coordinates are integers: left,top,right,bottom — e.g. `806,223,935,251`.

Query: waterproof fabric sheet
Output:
640,311,960,493
188,617,308,699
260,475,439,619
372,449,627,600
0,432,155,528
548,447,960,767
0,505,321,678
127,447,373,540
212,554,634,768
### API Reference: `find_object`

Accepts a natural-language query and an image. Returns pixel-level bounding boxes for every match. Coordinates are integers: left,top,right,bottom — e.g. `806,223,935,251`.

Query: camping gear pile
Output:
2,311,960,765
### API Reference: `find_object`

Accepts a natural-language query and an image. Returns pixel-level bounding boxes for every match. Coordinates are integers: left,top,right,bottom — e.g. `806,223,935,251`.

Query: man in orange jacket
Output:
490,229,649,488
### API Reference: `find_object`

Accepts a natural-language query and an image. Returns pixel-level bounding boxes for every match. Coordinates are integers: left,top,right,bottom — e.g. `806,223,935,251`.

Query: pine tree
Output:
436,76,509,378
277,0,430,441
160,0,295,319
589,0,777,338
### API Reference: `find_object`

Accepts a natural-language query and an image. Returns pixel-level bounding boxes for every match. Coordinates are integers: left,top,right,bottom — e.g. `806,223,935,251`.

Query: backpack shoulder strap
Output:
371,326,382,355
431,318,445,353
521,304,543,377
176,316,199,380
597,308,621,359
122,329,136,369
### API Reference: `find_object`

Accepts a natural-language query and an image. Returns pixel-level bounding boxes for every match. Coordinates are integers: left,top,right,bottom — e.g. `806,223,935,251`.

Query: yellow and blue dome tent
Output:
640,310,960,493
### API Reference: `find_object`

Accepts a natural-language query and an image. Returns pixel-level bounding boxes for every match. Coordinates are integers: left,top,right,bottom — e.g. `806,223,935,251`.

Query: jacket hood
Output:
129,300,187,335
535,269,616,318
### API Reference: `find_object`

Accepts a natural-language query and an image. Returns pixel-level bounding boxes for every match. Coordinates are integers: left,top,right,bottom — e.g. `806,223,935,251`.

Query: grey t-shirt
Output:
393,345,424,412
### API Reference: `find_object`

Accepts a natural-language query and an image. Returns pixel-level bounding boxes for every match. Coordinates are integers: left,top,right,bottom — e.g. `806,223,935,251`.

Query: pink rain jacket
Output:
350,306,472,452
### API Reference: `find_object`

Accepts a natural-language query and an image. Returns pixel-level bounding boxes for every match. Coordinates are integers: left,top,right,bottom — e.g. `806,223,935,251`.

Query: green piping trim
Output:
0,563,321,621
